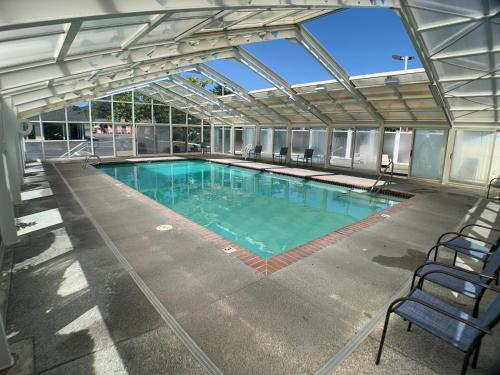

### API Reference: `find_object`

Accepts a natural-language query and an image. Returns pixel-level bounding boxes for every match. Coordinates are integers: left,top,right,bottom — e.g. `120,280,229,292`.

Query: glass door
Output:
381,128,413,176
410,129,448,180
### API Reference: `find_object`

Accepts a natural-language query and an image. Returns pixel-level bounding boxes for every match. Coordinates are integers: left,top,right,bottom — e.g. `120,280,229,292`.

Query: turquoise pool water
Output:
99,160,403,259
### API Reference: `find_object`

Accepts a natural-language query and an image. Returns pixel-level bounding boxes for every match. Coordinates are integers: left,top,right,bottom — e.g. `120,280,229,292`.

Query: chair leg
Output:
472,299,480,318
461,352,472,375
472,339,482,369
407,322,412,332
453,251,458,266
376,312,392,365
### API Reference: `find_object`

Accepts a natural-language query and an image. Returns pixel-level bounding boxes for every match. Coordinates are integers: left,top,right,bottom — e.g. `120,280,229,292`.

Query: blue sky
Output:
205,8,422,91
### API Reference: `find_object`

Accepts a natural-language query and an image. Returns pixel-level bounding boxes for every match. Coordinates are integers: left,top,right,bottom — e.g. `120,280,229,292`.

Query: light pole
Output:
392,54,415,71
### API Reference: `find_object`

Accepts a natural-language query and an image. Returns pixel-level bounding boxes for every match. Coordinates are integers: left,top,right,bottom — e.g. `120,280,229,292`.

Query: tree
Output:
186,75,211,88
211,83,233,96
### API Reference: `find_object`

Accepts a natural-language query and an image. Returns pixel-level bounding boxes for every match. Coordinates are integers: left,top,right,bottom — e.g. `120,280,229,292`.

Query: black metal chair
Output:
273,147,288,164
428,224,500,268
411,246,500,317
376,280,500,375
201,142,211,154
249,145,262,160
295,148,314,167
487,177,500,200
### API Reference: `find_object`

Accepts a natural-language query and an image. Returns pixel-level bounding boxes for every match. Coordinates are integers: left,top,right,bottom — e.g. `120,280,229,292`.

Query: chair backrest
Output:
280,147,288,156
481,247,500,284
304,148,314,158
480,293,500,329
255,145,262,153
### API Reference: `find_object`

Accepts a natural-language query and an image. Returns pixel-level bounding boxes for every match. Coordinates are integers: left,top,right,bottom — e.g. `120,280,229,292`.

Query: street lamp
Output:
392,54,415,71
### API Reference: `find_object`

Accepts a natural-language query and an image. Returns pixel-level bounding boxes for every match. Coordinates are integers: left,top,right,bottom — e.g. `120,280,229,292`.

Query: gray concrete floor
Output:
3,158,500,374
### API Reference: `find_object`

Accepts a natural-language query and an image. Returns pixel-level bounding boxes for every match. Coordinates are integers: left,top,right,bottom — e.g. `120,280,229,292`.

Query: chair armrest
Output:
459,223,500,235
418,269,500,293
414,261,498,280
438,231,496,247
388,293,491,334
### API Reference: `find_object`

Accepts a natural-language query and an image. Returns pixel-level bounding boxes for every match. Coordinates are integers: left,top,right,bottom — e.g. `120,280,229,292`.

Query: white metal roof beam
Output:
295,25,384,125
196,63,289,123
54,21,82,62
151,83,232,125
0,1,399,31
234,47,333,126
174,10,233,41
121,13,173,50
170,75,257,124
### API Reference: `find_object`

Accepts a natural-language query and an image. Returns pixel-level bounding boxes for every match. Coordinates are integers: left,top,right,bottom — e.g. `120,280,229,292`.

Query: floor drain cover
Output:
222,246,236,254
156,224,173,231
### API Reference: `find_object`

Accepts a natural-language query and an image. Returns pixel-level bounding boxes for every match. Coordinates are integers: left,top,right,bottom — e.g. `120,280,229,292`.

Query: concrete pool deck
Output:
3,158,500,374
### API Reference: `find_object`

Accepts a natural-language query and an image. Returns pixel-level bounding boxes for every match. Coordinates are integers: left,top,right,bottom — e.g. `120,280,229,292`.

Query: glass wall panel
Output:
489,131,500,180
113,92,132,102
115,123,133,156
214,127,223,153
273,129,288,154
382,129,412,175
91,101,112,121
156,126,170,154
291,130,309,156
173,126,187,153
137,126,155,154
172,107,186,124
114,102,133,123
330,128,353,167
224,127,231,153
450,130,495,184
353,128,380,171
41,108,65,121
153,105,169,124
411,129,447,180
67,104,90,121
134,91,151,103
135,103,152,123
260,128,273,157
203,125,211,146
68,123,91,157
309,128,327,165
188,127,201,152
43,141,68,159
92,123,114,156
24,121,43,160
43,122,66,140
188,114,202,125
234,128,243,154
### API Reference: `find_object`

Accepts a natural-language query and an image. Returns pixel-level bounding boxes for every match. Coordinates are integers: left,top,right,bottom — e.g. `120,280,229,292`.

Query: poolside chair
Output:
273,147,288,164
376,282,500,375
411,247,500,317
428,223,500,267
201,142,211,154
295,148,314,167
486,177,500,200
249,145,262,161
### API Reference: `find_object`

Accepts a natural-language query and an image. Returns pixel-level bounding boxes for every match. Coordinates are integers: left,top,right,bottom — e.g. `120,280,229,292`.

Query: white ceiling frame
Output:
294,25,384,125
196,63,289,123
54,21,82,62
120,13,174,50
174,10,233,41
234,47,333,126
0,0,399,32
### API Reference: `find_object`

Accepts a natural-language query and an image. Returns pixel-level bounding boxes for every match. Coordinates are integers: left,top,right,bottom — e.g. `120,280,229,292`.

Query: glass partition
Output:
330,128,354,168
260,128,273,157
114,123,133,156
214,127,223,153
489,131,500,180
156,126,170,154
188,127,201,152
353,128,380,171
273,129,288,155
410,129,447,180
450,130,495,184
291,130,309,156
224,127,231,153
92,123,114,157
382,128,412,175
136,126,155,154
309,128,327,165
172,126,187,153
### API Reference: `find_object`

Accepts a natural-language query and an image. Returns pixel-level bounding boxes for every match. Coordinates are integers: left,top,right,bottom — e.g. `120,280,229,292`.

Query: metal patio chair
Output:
376,281,500,375
249,145,262,161
273,147,288,164
411,247,500,317
428,223,500,267
487,177,500,200
295,148,314,167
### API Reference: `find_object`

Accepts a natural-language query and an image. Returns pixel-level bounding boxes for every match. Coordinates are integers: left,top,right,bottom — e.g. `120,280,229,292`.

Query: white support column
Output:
64,106,70,157
0,148,18,246
169,105,173,155
441,127,456,184
325,126,333,168
376,125,385,172
111,98,116,157
88,101,94,155
286,125,292,163
1,99,22,204
131,94,136,156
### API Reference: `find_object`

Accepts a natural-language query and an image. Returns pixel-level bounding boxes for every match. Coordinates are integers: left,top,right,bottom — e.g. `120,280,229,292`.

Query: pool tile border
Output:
94,162,419,275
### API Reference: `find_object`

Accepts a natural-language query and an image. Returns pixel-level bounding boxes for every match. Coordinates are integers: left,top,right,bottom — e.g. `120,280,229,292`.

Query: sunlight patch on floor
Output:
16,208,63,236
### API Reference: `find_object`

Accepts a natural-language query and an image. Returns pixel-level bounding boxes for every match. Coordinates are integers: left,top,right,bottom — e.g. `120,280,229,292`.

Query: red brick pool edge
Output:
97,168,419,276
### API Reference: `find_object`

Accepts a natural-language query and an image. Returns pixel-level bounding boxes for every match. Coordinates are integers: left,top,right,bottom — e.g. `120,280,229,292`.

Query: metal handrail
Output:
60,141,90,158
82,154,102,168
371,158,394,194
